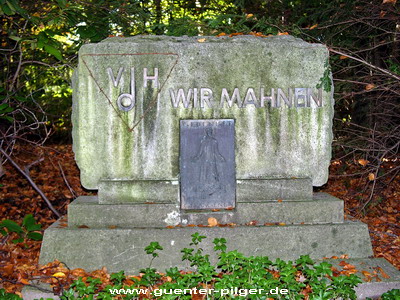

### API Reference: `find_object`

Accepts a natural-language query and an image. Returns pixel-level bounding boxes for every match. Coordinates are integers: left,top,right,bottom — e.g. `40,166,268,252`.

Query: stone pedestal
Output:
40,186,374,273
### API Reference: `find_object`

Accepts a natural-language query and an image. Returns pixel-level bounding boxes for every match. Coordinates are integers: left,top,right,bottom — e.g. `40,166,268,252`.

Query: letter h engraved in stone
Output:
143,68,159,88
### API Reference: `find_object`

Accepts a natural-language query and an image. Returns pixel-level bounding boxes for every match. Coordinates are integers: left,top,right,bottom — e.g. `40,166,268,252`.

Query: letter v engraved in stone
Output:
107,67,125,87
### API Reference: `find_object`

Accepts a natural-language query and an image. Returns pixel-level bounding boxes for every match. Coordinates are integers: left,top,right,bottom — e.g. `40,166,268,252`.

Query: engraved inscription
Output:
180,120,236,210
105,66,324,110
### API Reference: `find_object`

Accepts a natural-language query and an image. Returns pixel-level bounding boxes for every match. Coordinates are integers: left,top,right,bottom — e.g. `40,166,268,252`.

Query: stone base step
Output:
40,219,373,274
69,193,343,227
98,178,313,204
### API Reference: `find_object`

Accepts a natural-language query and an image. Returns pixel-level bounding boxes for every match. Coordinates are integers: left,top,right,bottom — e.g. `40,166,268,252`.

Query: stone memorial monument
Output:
40,35,376,273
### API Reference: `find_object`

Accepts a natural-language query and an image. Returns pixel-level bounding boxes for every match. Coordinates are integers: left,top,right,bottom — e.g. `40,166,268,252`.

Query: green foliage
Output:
0,288,22,300
0,214,43,243
380,288,400,299
316,60,332,93
59,234,363,299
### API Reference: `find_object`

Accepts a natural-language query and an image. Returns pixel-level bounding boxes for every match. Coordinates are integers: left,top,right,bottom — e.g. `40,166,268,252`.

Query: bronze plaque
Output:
180,119,236,210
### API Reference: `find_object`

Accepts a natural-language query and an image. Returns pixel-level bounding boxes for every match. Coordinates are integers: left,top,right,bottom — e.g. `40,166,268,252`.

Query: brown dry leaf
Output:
343,263,356,270
211,209,220,212
71,268,87,277
216,32,226,37
225,206,234,210
166,225,175,229
368,173,375,181
78,225,89,228
309,24,318,30
246,220,258,226
339,260,347,266
278,32,289,35
278,222,286,226
277,199,283,203
208,217,218,227
361,270,371,277
383,0,396,4
19,278,30,285
365,84,375,90
197,38,206,43
108,225,117,229
340,55,349,60
358,159,369,166
380,10,387,17
229,32,243,37
376,267,391,279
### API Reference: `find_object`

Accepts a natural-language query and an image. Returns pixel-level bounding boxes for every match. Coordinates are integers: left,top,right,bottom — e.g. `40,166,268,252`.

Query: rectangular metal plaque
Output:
180,119,236,210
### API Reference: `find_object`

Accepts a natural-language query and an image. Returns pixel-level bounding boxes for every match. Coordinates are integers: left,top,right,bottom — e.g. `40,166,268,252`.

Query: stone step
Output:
23,258,400,300
40,219,373,274
68,192,343,228
98,178,313,204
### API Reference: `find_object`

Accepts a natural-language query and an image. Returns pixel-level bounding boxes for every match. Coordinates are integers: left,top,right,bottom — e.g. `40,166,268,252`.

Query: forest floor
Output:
0,144,399,296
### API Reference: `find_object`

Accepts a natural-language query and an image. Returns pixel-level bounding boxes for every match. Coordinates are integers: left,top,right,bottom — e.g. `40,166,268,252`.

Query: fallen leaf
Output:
365,84,375,90
376,267,391,279
343,263,356,270
358,159,369,166
208,217,218,227
340,55,349,60
229,32,243,37
278,222,286,226
78,225,89,228
368,173,375,181
278,32,289,35
53,272,66,278
382,0,396,4
108,225,117,229
19,278,30,285
277,199,283,203
309,24,318,30
246,220,258,226
216,32,226,37
361,270,371,277
197,38,206,43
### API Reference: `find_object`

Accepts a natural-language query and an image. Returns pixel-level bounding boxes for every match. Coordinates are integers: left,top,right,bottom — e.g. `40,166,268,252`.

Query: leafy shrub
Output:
0,214,43,243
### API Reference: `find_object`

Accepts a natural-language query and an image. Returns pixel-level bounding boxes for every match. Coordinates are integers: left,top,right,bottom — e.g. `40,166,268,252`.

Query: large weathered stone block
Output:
72,35,334,189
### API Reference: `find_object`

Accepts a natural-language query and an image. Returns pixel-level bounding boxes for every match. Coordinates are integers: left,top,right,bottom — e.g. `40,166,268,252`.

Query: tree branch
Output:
0,147,61,218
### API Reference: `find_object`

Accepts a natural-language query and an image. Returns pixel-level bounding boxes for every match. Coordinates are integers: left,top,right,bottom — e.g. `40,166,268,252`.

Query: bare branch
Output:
0,147,61,218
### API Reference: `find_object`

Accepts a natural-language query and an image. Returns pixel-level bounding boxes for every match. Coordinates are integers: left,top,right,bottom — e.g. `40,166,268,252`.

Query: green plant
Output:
380,288,400,299
0,288,22,300
316,59,332,93
0,214,43,243
24,234,376,299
